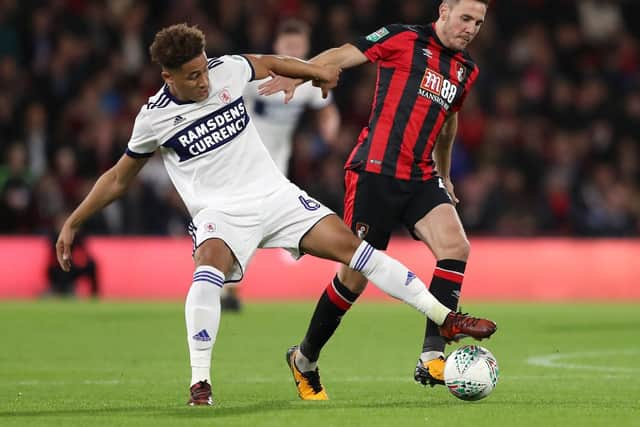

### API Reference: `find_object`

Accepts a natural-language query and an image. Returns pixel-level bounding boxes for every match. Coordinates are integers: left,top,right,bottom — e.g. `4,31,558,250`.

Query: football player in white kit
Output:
214,19,340,311
244,19,340,175
55,24,497,406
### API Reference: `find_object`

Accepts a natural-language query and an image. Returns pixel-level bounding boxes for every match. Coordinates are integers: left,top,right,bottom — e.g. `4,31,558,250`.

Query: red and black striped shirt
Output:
347,24,479,181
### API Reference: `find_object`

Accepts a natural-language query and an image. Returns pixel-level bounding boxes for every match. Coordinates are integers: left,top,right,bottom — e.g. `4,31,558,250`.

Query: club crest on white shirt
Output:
218,89,232,104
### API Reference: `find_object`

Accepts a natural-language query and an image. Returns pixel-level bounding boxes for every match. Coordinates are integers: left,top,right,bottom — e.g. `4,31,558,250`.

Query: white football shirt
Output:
244,79,332,174
126,55,287,218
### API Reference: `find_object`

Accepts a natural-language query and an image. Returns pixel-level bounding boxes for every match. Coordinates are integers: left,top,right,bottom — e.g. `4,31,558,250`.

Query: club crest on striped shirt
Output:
456,62,466,81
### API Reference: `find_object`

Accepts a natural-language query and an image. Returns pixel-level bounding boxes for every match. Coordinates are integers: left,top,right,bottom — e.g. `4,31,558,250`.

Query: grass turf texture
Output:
0,301,638,426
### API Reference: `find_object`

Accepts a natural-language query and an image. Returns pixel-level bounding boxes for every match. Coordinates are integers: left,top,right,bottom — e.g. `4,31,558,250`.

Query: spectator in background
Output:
46,213,100,298
22,102,49,180
0,93,16,149
0,143,35,233
245,19,340,179
45,212,100,298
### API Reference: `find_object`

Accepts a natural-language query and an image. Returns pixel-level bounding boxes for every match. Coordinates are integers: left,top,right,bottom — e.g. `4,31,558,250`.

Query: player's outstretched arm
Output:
56,154,148,271
245,54,340,99
308,43,369,69
258,44,367,102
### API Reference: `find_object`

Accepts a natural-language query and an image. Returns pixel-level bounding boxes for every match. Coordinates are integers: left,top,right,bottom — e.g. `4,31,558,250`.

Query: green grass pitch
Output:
1,301,638,426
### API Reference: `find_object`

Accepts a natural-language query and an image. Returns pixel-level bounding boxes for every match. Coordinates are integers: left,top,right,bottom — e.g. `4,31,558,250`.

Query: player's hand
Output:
56,222,77,272
443,178,459,204
312,64,341,98
258,72,301,104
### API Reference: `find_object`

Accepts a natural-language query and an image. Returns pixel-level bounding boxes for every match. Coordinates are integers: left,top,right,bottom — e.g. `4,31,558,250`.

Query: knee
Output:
440,237,470,261
331,233,362,265
456,238,471,261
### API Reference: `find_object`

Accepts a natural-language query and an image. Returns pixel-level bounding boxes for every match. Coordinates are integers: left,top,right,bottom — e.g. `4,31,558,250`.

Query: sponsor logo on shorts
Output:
204,223,216,233
356,222,369,239
438,178,453,202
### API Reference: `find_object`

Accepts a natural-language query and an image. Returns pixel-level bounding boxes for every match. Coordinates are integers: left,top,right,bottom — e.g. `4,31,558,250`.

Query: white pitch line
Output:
526,349,640,373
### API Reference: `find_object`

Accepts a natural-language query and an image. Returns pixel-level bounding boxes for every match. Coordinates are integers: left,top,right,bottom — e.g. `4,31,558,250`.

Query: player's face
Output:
273,33,309,59
162,53,210,102
439,0,486,51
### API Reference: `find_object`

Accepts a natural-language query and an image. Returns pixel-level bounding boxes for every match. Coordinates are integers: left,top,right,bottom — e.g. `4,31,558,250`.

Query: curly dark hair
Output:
149,23,206,69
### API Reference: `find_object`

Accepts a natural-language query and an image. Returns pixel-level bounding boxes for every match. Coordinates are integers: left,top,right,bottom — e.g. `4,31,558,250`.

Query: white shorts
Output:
188,182,334,283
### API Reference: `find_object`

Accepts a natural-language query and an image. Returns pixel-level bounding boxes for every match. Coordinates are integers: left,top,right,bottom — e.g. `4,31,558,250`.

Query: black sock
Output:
299,275,360,362
422,259,466,355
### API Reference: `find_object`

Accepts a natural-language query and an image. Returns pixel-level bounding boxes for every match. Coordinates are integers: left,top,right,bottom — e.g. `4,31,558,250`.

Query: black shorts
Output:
343,170,453,250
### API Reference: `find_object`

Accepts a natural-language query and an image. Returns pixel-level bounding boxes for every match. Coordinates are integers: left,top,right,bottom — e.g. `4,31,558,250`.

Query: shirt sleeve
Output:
243,79,262,103
450,64,479,113
351,24,411,63
126,107,159,158
227,54,256,83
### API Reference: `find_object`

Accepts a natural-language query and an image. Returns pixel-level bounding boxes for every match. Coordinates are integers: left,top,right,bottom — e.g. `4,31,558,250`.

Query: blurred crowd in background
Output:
1,0,639,237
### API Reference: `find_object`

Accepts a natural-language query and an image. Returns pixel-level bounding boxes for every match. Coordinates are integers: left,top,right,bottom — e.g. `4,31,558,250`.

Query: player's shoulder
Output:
144,86,173,112
144,84,197,113
363,23,418,42
210,54,255,81
384,23,419,35
206,56,225,70
214,54,252,70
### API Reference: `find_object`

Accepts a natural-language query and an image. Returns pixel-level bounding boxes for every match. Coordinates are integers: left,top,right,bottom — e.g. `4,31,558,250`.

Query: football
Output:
444,345,499,401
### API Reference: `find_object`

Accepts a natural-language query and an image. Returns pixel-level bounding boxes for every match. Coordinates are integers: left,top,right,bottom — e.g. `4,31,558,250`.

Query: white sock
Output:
349,241,450,325
185,265,224,386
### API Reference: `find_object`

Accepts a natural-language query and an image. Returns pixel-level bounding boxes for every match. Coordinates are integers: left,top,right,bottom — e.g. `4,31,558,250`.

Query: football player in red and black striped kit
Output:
261,0,490,399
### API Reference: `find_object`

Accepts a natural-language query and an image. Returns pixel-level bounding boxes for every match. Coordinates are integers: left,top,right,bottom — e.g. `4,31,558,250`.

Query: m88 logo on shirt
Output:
419,68,458,107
